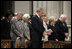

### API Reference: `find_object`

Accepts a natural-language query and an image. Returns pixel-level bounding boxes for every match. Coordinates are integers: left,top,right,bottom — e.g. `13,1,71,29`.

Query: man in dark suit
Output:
55,14,68,41
31,8,45,48
1,11,14,39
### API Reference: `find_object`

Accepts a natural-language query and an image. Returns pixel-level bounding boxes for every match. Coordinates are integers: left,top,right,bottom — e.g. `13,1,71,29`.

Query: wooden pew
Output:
15,40,30,48
44,41,71,48
1,39,71,48
1,39,11,48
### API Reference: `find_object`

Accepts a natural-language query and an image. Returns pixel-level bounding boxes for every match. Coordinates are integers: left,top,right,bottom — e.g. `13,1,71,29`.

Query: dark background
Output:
0,1,15,18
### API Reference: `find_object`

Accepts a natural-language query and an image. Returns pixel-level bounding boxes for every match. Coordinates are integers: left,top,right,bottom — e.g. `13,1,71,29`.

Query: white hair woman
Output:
22,14,30,22
22,14,30,40
22,14,31,48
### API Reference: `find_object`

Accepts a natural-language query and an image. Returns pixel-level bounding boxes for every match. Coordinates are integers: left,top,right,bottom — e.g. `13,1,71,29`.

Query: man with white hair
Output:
10,13,26,48
55,14,68,41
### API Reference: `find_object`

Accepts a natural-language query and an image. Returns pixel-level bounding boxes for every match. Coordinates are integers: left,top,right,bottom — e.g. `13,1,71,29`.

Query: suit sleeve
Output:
64,22,68,33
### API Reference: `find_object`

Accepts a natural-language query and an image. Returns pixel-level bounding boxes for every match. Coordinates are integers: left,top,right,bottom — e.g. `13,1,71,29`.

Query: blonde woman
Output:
48,16,58,41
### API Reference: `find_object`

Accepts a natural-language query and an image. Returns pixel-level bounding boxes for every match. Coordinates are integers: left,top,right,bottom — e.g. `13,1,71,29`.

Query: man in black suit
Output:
31,8,45,48
1,11,14,39
55,14,68,41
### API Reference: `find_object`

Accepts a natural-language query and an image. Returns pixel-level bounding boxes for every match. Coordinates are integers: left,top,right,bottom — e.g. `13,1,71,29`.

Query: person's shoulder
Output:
31,15,37,19
1,18,8,23
48,24,51,28
11,17,18,23
1,18,6,22
64,21,67,25
55,19,60,23
47,24,50,26
32,15,36,17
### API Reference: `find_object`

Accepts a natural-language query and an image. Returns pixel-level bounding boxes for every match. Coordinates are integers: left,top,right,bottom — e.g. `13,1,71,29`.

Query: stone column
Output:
33,1,60,19
33,1,71,23
33,1,47,15
46,1,60,19
63,1,71,40
15,1,32,14
33,1,38,14
63,1,71,25
42,1,47,14
59,1,63,16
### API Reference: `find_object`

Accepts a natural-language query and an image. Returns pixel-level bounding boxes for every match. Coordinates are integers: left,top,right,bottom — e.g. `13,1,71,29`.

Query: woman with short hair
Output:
48,16,58,41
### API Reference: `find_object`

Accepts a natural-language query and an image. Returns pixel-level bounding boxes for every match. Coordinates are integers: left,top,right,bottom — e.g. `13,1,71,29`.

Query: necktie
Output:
40,17,43,23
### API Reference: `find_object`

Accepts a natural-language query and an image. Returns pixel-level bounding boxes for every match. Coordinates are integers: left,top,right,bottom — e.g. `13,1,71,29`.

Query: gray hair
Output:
60,14,67,18
36,7,44,12
17,12,23,16
22,14,30,20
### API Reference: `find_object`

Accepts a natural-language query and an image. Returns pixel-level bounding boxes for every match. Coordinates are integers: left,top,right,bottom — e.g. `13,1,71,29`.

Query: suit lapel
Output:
35,15,43,24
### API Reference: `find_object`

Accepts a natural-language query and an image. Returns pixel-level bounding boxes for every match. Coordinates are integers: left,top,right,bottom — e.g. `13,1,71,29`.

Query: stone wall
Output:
15,1,71,39
33,1,71,25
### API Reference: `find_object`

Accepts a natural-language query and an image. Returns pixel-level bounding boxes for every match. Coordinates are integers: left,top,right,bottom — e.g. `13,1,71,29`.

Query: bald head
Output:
60,14,67,22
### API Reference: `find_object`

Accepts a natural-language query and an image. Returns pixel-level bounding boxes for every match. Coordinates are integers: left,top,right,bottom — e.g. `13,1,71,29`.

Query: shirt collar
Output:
36,13,40,18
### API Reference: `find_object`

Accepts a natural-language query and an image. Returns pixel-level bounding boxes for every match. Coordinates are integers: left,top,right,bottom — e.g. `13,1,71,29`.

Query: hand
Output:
43,32,45,39
47,29,52,35
47,29,53,32
65,33,68,37
20,34,24,38
55,39,58,41
1,17,5,20
47,31,51,35
27,36,30,40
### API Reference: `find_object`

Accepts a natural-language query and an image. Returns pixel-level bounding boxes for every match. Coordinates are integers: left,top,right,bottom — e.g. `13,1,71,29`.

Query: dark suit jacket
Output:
31,15,45,41
55,19,68,41
1,18,11,39
47,24,58,41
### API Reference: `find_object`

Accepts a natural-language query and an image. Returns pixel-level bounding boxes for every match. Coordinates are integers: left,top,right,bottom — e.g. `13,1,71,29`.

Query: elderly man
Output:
10,13,25,48
55,14,68,41
10,13,31,48
31,8,45,48
1,11,14,39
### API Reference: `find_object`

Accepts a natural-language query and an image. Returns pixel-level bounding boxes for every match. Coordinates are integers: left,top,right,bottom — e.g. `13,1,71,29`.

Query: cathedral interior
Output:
1,1,71,48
